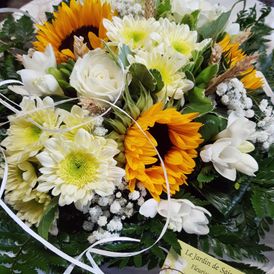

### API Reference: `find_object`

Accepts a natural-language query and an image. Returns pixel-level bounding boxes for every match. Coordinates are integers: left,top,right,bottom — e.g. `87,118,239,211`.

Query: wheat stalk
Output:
145,0,155,19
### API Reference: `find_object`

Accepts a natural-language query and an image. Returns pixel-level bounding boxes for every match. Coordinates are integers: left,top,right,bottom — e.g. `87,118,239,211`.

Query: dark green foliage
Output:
236,5,273,54
0,15,35,126
155,0,171,19
0,208,68,274
259,50,274,89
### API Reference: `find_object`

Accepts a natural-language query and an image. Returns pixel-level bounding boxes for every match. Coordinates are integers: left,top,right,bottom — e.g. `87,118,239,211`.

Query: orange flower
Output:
218,34,263,90
33,0,113,63
124,103,203,200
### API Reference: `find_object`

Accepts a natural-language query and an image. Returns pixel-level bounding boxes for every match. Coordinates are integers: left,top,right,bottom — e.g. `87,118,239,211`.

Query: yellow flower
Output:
59,105,94,140
218,34,263,90
4,161,51,226
240,68,264,90
1,97,61,162
33,0,113,63
124,103,203,200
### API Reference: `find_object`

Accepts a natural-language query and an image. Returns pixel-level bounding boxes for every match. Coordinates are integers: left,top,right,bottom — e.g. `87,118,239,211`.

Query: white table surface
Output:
13,0,274,273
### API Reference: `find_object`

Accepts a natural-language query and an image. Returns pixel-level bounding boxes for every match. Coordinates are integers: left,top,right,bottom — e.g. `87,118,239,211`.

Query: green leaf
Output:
197,166,216,185
38,197,59,240
181,10,200,30
129,63,158,93
198,1,243,39
133,254,142,268
196,113,227,142
156,0,171,18
0,265,10,274
118,44,132,67
183,87,214,115
196,64,219,88
199,11,231,39
163,230,181,254
200,182,250,216
251,186,274,218
150,69,164,93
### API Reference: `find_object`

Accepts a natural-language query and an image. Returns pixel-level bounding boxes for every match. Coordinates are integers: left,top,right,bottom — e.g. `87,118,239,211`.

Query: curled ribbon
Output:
0,79,172,274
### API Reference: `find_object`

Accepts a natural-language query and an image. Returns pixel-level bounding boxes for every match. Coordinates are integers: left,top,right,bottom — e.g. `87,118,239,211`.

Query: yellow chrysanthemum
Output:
124,103,203,200
34,0,114,63
218,34,263,90
1,97,61,162
4,161,51,226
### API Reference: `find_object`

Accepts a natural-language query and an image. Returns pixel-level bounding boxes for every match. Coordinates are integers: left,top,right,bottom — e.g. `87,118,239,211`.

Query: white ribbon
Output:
0,7,37,23
0,79,172,274
257,71,274,105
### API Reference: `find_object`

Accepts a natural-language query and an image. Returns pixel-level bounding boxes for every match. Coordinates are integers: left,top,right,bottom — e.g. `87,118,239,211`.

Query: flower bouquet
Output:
0,0,274,273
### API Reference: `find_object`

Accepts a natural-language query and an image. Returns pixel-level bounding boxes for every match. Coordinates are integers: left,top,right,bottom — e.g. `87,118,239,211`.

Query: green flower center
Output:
172,41,192,55
58,151,98,187
24,123,42,143
123,28,147,46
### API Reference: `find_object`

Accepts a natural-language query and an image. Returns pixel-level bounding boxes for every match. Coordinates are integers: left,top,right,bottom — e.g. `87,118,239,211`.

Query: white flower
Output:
128,190,140,201
37,128,125,209
4,161,51,226
130,50,193,103
89,206,103,223
88,228,119,244
110,200,122,214
10,45,62,96
98,216,108,227
200,113,258,181
70,49,126,105
103,16,160,50
171,0,224,27
1,96,62,162
140,198,211,235
107,217,123,232
159,19,211,58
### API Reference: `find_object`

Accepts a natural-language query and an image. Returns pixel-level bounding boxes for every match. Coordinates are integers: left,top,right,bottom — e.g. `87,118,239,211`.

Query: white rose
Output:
9,45,62,96
139,198,211,235
70,49,126,105
200,113,258,181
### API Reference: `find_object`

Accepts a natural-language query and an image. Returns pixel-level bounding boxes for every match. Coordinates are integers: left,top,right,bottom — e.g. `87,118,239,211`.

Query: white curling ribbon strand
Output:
64,97,171,274
0,7,37,23
257,71,274,105
0,80,172,274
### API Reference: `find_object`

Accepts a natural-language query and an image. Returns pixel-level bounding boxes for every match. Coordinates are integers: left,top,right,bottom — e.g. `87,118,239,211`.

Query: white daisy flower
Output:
131,50,194,102
159,19,211,58
1,96,62,162
103,15,160,50
59,105,94,140
4,161,51,226
36,129,125,209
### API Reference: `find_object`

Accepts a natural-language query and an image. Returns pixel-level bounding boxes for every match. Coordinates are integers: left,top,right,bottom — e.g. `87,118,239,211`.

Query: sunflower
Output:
124,103,203,200
218,34,263,90
33,0,113,63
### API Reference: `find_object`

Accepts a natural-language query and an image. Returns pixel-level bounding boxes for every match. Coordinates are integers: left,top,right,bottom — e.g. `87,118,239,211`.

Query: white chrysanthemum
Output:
103,16,160,50
4,161,51,226
59,105,94,140
5,190,51,226
131,50,194,102
5,162,37,198
1,97,62,162
159,19,211,58
37,129,125,209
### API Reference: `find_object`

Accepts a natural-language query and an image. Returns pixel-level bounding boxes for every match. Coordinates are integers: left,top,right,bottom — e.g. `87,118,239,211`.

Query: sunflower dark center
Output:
148,123,173,163
59,25,99,52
